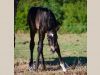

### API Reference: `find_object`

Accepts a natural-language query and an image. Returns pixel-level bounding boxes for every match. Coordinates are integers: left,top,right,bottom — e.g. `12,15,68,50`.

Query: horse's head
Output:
47,31,58,53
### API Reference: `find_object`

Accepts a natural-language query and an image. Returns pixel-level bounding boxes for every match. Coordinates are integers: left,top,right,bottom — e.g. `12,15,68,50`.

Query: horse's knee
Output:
30,40,35,50
30,40,35,45
38,41,43,52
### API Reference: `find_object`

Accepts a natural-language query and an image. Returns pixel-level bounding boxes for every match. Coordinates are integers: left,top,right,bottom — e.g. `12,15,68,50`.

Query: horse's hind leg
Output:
29,30,36,70
35,31,46,71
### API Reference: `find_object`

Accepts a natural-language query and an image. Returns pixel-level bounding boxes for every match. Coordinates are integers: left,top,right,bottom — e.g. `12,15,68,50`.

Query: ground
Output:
14,33,87,75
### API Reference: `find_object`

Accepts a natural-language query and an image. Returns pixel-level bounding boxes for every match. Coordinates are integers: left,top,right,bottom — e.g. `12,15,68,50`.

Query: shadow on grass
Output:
43,56,87,70
45,56,87,66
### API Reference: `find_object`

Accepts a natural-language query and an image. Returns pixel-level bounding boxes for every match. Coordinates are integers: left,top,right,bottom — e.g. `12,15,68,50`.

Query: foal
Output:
27,7,66,72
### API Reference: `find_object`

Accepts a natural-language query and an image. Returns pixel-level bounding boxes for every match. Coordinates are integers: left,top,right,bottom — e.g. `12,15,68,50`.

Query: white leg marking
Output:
49,32,54,37
29,66,33,72
60,63,66,72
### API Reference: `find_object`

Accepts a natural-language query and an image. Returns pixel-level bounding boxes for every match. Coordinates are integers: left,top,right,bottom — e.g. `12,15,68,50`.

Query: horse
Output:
27,7,66,72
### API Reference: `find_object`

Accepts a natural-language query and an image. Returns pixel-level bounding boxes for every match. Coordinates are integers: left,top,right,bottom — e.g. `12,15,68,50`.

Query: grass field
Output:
14,33,87,75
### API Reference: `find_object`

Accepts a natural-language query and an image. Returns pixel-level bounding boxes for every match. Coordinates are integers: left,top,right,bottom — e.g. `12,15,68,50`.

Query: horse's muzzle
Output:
50,46,55,53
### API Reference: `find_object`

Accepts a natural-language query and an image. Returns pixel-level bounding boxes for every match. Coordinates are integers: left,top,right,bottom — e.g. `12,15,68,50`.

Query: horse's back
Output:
27,7,58,32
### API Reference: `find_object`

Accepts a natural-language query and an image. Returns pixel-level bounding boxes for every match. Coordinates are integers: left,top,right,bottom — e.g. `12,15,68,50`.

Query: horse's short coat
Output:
27,7,66,71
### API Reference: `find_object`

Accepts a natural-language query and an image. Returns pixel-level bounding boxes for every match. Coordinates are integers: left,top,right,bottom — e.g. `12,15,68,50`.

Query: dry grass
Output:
14,59,87,75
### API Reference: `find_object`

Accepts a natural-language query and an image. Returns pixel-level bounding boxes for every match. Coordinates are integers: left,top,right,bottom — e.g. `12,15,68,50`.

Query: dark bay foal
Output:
27,7,66,72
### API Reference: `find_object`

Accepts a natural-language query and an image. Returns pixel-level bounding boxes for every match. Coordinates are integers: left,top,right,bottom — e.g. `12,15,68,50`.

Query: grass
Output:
14,33,87,60
14,33,87,75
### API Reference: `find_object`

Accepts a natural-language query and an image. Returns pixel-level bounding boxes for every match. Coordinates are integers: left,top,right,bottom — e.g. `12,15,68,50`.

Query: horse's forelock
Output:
49,32,54,37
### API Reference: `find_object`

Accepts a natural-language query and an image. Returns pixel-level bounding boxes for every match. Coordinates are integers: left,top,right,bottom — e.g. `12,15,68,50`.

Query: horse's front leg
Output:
41,49,46,70
55,42,67,72
35,32,45,71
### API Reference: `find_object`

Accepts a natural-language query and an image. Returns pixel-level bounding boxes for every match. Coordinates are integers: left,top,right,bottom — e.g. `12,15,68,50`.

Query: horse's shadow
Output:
44,56,87,71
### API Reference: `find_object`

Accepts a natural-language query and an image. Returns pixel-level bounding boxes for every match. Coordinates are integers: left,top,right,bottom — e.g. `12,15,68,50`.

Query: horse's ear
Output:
55,26,60,31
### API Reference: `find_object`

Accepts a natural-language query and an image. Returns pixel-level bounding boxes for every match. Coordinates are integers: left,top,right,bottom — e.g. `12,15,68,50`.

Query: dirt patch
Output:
14,60,87,75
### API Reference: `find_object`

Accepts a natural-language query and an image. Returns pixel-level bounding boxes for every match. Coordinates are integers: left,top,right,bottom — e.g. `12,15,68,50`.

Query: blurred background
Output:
15,0,87,34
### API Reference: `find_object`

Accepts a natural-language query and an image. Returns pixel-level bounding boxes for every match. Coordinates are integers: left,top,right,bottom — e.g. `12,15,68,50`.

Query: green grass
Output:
14,33,87,61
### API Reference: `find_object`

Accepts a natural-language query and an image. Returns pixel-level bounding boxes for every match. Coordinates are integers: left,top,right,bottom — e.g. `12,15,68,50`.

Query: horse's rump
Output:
27,7,59,32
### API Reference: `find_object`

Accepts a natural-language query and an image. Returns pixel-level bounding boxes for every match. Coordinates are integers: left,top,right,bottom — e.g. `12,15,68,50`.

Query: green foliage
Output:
59,0,87,33
15,0,87,33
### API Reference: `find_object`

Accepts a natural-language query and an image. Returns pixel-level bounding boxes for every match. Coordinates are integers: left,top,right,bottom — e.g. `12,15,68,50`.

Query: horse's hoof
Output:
41,67,46,71
60,63,69,72
28,64,36,71
28,66,33,72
